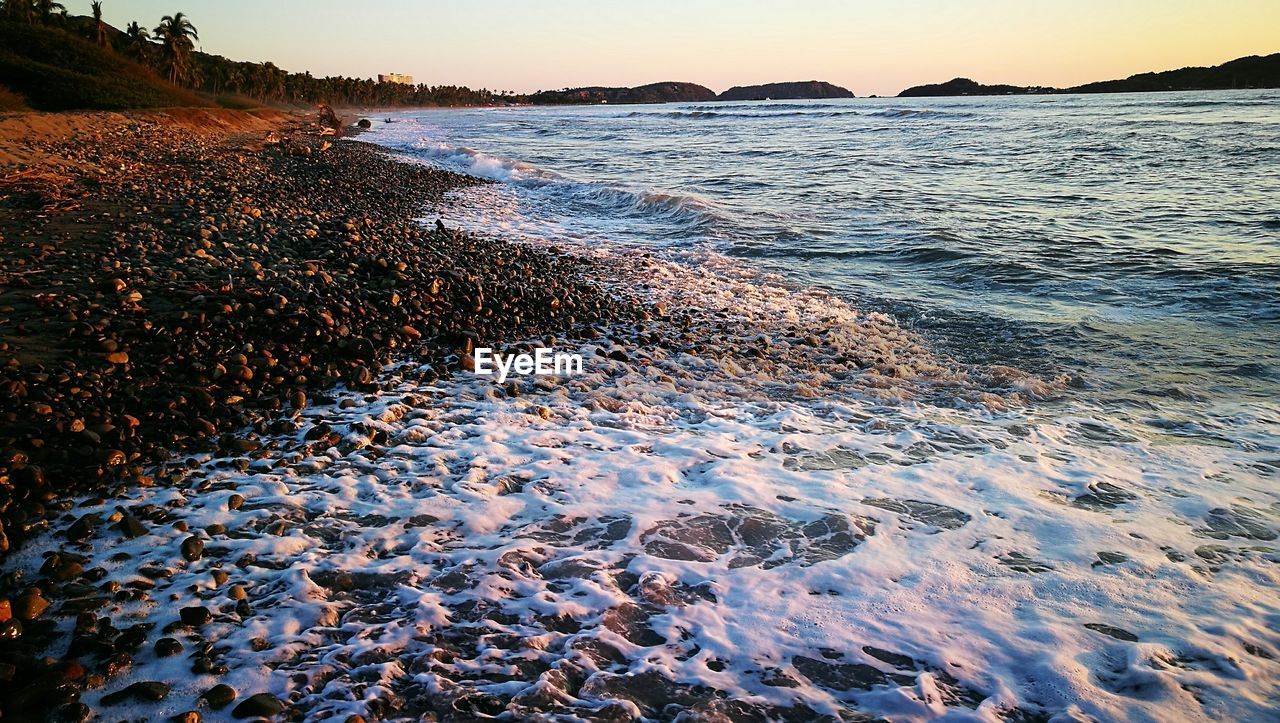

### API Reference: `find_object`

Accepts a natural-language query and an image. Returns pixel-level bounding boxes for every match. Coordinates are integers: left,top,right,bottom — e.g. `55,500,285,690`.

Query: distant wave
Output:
622,110,863,120
866,108,962,118
682,103,855,112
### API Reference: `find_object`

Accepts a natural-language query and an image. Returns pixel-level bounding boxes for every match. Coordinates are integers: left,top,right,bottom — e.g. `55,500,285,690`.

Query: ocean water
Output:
372,92,1280,413
33,95,1278,721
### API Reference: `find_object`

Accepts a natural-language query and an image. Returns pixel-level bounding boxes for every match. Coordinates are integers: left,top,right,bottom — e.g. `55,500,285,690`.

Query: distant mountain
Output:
898,53,1280,97
528,82,716,105
717,81,854,101
898,77,1048,98
1066,53,1280,93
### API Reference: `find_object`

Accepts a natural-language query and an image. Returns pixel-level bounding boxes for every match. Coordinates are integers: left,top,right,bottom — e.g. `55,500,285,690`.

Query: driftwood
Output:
0,168,83,213
316,103,343,137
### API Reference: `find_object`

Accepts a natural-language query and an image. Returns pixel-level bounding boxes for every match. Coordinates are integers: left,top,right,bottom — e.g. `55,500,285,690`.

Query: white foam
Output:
13,245,1278,720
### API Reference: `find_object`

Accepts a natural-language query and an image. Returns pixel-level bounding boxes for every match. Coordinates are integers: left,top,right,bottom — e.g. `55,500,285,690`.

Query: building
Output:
379,73,413,85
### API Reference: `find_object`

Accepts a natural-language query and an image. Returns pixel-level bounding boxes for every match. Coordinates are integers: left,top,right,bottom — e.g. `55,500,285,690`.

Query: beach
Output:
1,100,1278,723
0,108,649,719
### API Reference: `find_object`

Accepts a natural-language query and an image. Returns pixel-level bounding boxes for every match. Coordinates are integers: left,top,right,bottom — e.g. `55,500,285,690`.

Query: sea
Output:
62,93,1275,721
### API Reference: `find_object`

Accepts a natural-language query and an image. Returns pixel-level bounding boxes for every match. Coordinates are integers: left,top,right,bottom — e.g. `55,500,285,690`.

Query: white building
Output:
379,73,413,85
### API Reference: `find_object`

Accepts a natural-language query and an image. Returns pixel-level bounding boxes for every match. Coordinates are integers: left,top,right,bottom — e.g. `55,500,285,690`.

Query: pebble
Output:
232,692,285,718
101,680,170,705
180,536,204,562
14,591,50,620
200,683,237,709
154,637,183,657
179,606,212,626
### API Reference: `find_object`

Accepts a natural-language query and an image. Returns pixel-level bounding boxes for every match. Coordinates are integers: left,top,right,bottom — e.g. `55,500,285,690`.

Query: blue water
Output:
369,92,1280,420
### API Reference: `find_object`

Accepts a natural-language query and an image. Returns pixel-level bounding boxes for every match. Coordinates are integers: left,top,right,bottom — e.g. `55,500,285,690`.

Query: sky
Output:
82,1,1280,96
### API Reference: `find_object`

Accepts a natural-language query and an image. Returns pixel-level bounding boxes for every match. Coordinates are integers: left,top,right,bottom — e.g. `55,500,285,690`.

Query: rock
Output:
0,619,22,639
179,606,212,626
102,680,171,705
181,536,204,562
56,702,94,723
232,692,285,718
200,683,237,709
171,713,202,723
67,513,102,542
227,494,245,511
119,514,149,538
155,637,183,657
15,591,50,620
228,584,247,600
191,656,214,674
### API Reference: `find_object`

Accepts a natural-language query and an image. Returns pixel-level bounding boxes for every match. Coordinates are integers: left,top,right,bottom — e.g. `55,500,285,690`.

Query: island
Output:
527,82,716,105
717,80,854,101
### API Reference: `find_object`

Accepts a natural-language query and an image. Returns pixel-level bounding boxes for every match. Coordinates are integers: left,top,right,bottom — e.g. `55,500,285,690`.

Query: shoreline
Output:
0,108,646,719
2,105,1275,722
0,107,1041,722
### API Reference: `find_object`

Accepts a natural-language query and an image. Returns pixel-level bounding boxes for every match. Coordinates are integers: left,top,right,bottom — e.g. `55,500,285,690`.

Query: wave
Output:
398,137,724,230
623,109,863,120
682,102,856,112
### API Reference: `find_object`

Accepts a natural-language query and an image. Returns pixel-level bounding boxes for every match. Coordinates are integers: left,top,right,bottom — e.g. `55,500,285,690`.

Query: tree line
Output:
0,1,516,106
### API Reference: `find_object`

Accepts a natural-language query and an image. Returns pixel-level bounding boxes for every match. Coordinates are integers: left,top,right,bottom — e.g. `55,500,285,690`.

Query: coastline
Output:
0,108,646,719
0,107,1039,721
2,103,1276,722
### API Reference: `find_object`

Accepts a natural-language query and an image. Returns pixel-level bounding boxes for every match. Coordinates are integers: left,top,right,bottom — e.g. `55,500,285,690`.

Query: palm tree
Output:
153,12,198,86
123,21,151,60
34,0,64,24
2,0,37,23
90,1,108,46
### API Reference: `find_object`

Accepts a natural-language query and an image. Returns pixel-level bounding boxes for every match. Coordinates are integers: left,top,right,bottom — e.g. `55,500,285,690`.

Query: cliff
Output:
717,81,854,101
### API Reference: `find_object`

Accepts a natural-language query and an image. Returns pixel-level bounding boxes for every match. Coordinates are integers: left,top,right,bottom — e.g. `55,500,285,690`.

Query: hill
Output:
898,53,1280,97
0,20,208,111
718,81,854,101
1067,53,1280,93
528,82,716,105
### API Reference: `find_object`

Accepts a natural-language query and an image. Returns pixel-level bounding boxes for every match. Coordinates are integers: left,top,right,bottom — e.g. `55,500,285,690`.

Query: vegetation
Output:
153,12,198,85
718,81,854,101
899,54,1280,97
898,78,1051,98
0,19,208,110
2,3,1275,111
1066,53,1280,93
0,3,512,109
528,82,715,105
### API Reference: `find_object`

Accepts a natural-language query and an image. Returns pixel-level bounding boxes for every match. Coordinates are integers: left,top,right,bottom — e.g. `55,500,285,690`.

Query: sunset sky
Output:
86,1,1279,96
